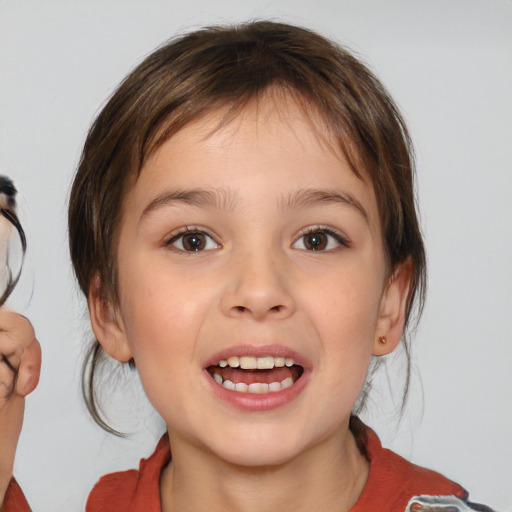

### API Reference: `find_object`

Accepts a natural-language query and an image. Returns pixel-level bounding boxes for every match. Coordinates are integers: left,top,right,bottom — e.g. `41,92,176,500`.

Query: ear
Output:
87,275,133,363
372,260,413,356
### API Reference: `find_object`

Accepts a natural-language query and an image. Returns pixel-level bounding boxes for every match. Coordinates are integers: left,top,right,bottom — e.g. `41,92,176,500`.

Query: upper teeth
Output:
218,356,295,369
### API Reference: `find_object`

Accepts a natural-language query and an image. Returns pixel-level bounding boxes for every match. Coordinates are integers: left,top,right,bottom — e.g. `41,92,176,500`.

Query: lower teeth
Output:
213,374,294,393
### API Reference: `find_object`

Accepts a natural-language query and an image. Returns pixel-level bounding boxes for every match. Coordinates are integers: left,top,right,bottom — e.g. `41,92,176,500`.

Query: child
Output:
0,20,495,511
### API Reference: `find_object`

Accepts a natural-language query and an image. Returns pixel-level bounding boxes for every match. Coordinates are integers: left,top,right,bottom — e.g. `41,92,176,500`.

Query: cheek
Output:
304,261,383,384
116,271,207,416
312,267,383,338
116,260,209,364
115,259,226,415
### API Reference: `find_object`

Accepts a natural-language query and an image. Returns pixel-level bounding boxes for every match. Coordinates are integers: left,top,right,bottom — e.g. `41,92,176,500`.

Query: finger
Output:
15,338,41,396
0,312,37,400
0,310,36,374
1,354,16,373
0,310,35,346
0,356,16,402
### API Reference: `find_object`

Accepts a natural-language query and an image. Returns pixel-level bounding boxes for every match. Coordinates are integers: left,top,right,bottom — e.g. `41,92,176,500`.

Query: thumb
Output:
15,337,41,397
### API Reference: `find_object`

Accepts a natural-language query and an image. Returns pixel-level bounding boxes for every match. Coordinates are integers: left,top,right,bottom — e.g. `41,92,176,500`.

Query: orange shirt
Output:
5,427,476,511
2,478,30,512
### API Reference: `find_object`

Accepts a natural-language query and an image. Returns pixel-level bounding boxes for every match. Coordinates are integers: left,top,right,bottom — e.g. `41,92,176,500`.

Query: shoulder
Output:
2,478,31,512
352,421,495,512
86,435,171,512
85,468,139,512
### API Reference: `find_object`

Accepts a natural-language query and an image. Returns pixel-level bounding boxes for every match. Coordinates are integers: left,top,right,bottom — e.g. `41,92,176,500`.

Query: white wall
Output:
1,1,511,510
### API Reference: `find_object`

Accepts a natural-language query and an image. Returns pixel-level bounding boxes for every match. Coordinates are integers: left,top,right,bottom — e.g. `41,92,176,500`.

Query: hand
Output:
0,309,40,505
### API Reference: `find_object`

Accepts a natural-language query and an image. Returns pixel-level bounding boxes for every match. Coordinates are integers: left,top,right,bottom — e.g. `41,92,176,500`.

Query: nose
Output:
220,250,295,321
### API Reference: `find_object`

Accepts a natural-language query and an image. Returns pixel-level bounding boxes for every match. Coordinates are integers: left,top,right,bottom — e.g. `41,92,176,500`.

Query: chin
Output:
217,445,301,468
205,428,308,468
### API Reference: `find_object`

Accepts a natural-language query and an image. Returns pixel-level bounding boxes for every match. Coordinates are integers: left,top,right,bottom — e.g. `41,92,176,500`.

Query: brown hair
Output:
68,20,426,434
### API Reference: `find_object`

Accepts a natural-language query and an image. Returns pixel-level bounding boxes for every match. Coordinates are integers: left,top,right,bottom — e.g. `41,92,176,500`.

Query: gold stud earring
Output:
379,336,387,344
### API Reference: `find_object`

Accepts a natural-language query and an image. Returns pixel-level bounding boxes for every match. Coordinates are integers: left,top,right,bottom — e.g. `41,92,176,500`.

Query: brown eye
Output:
183,233,206,251
304,232,327,251
169,231,219,252
293,228,349,252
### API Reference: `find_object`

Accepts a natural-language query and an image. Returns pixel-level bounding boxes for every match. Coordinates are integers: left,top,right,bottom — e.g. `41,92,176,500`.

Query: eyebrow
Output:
140,188,238,220
279,188,369,222
140,187,368,223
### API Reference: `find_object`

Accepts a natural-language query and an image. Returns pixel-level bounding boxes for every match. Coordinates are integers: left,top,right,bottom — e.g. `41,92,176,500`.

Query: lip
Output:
203,344,312,412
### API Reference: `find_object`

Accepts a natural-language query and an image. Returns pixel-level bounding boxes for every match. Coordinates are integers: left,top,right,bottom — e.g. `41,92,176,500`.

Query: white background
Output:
1,1,511,510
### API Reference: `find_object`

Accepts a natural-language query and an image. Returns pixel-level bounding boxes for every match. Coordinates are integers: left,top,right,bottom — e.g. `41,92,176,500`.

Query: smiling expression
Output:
90,95,406,467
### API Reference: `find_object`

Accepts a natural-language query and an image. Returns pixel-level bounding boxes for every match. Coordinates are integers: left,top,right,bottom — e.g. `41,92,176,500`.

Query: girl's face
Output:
91,95,408,467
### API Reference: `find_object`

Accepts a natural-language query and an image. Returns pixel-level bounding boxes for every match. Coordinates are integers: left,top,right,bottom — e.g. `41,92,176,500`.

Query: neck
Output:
160,426,369,512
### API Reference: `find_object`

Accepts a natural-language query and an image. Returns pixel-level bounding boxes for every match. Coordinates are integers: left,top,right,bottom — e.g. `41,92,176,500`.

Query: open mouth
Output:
207,355,304,394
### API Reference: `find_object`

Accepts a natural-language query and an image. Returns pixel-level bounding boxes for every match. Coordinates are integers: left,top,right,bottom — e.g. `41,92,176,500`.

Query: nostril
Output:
232,304,283,315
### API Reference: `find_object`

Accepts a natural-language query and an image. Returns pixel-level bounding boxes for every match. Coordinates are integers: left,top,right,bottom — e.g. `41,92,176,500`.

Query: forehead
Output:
123,94,380,230
142,90,363,175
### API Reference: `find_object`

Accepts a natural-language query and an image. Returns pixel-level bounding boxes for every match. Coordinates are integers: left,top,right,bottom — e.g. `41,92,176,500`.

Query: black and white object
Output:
0,176,26,307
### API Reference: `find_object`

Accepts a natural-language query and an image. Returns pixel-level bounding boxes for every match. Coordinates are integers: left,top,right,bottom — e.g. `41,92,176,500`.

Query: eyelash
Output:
293,226,351,252
164,226,220,253
163,225,350,253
